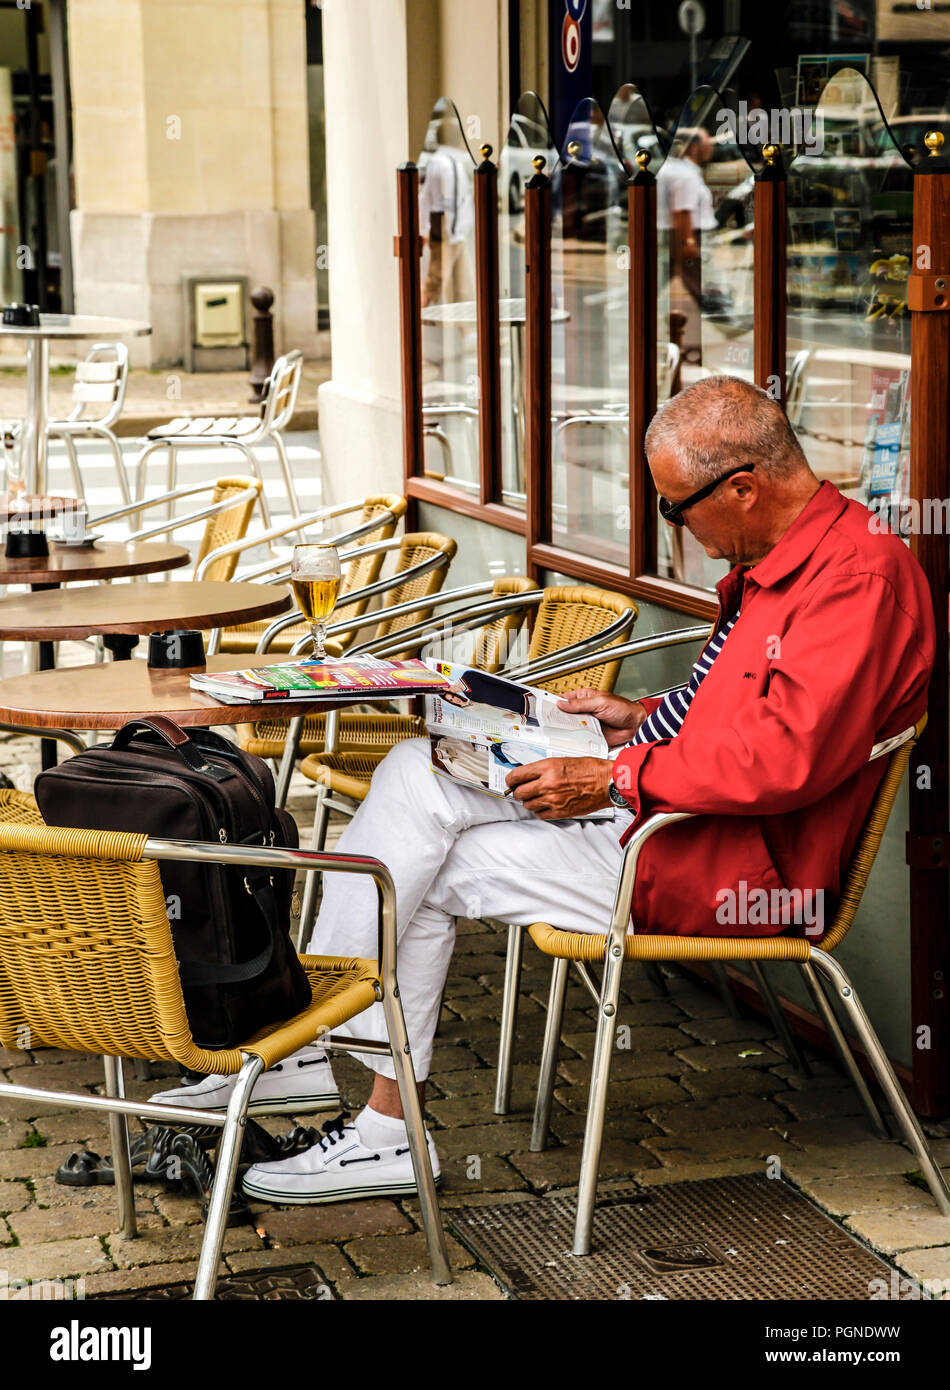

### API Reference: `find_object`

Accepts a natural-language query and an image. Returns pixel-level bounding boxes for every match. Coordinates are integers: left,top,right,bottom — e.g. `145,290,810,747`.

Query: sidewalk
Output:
0,359,331,437
1,725,948,1300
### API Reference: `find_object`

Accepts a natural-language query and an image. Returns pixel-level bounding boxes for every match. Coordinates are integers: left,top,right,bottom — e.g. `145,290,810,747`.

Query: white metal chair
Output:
47,343,131,505
133,349,305,526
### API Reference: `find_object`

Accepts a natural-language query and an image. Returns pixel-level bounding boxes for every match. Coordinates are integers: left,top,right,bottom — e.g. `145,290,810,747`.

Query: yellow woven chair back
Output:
528,586,637,694
371,532,458,648
821,715,925,952
192,475,263,582
0,819,201,1065
472,576,539,672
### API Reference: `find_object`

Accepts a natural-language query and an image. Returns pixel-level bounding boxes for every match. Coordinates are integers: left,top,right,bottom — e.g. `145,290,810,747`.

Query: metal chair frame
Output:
47,342,132,506
91,479,262,550
522,719,950,1254
0,833,451,1299
132,349,305,526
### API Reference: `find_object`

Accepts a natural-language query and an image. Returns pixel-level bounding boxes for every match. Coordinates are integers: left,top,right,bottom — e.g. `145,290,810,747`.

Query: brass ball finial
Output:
480,143,492,161
763,143,779,165
925,129,945,157
567,140,581,159
635,149,650,170
532,155,546,173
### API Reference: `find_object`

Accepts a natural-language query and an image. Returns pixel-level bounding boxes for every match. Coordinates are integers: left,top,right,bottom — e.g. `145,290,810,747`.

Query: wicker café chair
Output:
212,494,408,655
91,475,263,582
0,813,451,1300
520,714,950,1256
236,531,459,777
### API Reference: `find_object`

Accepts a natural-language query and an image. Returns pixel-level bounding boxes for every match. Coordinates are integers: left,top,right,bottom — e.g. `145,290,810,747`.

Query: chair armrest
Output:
347,587,542,659
509,624,709,688
607,811,695,948
90,480,220,528
195,500,399,581
143,837,397,990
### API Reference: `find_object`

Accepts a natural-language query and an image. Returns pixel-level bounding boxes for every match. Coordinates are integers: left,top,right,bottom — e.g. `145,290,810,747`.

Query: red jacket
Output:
612,482,935,938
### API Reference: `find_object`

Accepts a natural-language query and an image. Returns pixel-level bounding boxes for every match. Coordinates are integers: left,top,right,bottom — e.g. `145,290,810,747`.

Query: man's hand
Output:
556,688,649,748
505,756,612,820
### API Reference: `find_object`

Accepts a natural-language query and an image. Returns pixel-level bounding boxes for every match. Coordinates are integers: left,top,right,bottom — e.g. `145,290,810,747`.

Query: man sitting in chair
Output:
153,375,935,1206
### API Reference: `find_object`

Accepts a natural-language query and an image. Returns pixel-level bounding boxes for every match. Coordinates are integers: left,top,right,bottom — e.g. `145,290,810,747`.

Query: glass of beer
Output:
291,543,342,662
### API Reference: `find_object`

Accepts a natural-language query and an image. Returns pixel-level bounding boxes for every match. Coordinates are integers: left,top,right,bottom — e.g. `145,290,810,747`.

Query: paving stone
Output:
555,1076,690,1113
30,1175,163,1211
437,1152,529,1195
0,1179,31,1215
427,1093,562,1128
0,1237,112,1281
558,1050,687,1085
562,1025,692,1059
770,1085,866,1121
434,1063,542,1098
675,1042,786,1071
342,1269,505,1300
4,1060,104,1091
632,1156,763,1186
454,931,511,956
663,986,738,1019
81,1261,216,1296
677,1067,789,1100
152,1190,204,1226
441,979,487,998
643,1126,780,1166
893,1245,950,1298
10,1201,162,1244
547,1111,659,1144
0,1142,102,1181
0,1120,31,1152
225,1242,357,1286
771,1140,921,1181
438,1188,540,1210
780,1116,889,1147
344,1230,474,1275
770,1059,846,1090
106,1223,261,1268
252,1199,414,1245
678,1016,778,1045
0,1048,34,1070
802,1173,941,1217
19,1114,113,1149
508,1139,660,1190
444,994,544,1023
844,1208,950,1255
428,1046,489,1074
433,1121,536,1158
645,1095,789,1135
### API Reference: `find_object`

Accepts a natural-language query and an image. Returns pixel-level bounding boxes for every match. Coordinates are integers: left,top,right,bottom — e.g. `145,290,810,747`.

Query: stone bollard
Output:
249,285,275,401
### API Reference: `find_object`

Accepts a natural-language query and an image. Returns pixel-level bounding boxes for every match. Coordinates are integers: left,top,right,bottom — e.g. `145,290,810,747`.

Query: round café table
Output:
0,540,191,768
0,580,291,768
0,313,151,497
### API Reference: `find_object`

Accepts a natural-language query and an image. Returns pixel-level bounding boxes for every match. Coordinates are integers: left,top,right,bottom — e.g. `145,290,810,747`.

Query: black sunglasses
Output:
658,463,756,527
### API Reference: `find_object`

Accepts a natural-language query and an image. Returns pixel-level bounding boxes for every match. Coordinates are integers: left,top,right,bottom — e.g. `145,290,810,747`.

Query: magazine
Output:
190,655,453,705
423,660,611,815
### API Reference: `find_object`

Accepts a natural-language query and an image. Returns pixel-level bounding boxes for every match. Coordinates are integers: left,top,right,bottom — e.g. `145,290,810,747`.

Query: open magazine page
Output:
423,660,611,816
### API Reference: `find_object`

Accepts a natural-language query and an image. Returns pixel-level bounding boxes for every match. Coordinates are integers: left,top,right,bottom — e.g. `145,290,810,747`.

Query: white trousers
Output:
307,738,631,1080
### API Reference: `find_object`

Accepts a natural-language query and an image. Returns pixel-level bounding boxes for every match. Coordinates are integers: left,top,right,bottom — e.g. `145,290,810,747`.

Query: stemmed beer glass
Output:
291,543,341,662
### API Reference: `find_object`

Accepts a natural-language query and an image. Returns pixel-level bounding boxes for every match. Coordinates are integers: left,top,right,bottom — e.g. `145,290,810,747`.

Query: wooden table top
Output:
0,653,354,729
0,540,191,586
0,581,292,641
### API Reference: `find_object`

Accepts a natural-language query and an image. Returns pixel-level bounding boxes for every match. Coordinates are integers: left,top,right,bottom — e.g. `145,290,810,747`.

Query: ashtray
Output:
49,533,102,548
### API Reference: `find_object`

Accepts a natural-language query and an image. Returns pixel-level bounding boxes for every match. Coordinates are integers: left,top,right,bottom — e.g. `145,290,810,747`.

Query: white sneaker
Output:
148,1045,340,1117
241,1113,441,1205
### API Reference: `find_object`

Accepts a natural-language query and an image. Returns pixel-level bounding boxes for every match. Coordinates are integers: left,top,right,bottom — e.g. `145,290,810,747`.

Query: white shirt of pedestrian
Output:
419,146,475,245
657,156,717,232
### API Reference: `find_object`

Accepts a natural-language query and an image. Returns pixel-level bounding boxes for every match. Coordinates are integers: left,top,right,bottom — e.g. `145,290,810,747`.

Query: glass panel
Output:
418,98,479,498
655,87,755,591
549,96,629,565
787,69,913,533
497,92,557,511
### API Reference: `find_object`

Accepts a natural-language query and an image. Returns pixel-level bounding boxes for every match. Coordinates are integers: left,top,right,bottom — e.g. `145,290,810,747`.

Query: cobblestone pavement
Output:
1,727,949,1301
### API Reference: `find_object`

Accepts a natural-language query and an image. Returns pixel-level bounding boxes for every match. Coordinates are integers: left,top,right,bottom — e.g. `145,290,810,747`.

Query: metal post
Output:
249,286,275,400
531,956,568,1151
493,923,523,1114
21,337,49,496
192,1053,264,1300
102,1056,136,1240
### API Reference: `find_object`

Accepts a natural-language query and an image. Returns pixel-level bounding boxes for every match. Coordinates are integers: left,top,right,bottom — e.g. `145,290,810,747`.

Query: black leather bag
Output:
35,716,311,1049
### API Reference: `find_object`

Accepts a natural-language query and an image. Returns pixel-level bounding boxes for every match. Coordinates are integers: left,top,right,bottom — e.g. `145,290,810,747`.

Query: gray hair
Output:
645,376,809,485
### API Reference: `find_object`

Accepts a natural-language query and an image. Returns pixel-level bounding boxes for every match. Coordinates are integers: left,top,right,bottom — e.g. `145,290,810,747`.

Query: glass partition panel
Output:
655,87,755,591
549,97,629,565
787,69,913,529
497,92,557,510
418,98,479,498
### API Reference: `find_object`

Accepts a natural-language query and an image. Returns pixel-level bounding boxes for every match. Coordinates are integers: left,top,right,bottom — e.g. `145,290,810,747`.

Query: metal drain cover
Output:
450,1174,893,1301
92,1264,336,1302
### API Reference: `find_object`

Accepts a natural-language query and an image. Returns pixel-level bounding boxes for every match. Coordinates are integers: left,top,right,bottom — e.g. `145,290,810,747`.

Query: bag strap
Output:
111,717,231,782
176,872,279,987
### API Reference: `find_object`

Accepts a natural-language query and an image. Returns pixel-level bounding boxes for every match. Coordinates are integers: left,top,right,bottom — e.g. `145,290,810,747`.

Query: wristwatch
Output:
607,776,629,810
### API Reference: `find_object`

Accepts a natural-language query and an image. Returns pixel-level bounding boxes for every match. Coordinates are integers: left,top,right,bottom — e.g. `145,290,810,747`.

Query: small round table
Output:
0,539,190,587
0,580,291,649
0,313,151,496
